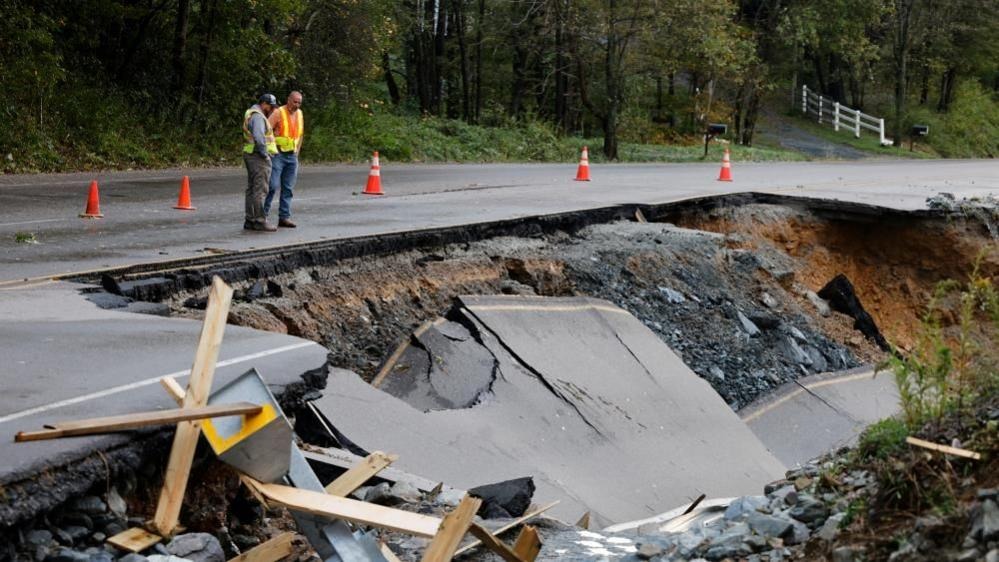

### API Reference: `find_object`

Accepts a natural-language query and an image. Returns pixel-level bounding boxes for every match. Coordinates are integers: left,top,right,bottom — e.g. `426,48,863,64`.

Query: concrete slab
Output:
1,160,995,282
0,282,328,487
741,368,900,467
313,296,785,527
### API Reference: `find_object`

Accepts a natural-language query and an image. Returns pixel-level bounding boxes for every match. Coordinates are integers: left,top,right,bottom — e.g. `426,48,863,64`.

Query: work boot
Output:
244,221,277,232
278,218,297,228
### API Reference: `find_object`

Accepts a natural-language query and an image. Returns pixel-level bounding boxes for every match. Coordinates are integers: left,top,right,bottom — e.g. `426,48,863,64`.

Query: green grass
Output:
787,114,937,159
5,90,803,173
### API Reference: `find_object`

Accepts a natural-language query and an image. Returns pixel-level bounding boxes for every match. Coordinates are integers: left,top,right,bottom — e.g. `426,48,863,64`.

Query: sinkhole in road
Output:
167,199,997,411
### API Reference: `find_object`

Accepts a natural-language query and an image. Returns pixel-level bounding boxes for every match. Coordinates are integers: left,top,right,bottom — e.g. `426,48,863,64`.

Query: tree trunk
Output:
172,0,191,94
454,0,470,121
937,67,956,111
195,0,218,106
892,0,914,145
602,0,619,160
383,52,401,105
433,0,446,115
474,0,483,123
554,0,567,132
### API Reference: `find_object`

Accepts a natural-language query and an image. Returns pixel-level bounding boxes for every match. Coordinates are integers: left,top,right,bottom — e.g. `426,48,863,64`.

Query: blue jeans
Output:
264,151,298,219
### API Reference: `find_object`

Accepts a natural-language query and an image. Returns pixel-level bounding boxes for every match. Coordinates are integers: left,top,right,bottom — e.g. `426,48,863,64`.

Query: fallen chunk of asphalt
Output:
468,476,535,519
817,274,889,350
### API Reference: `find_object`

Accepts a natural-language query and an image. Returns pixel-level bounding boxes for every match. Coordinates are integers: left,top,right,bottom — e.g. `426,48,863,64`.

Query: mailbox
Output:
911,124,929,136
707,123,728,136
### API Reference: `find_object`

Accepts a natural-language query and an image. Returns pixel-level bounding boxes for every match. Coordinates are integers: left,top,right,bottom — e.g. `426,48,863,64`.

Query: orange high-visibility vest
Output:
274,106,304,153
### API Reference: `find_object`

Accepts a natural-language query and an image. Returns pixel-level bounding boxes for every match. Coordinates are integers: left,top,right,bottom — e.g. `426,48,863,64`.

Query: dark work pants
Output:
243,153,271,224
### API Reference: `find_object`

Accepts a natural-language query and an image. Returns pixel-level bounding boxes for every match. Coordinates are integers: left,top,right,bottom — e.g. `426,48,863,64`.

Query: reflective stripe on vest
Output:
242,108,278,155
275,106,304,153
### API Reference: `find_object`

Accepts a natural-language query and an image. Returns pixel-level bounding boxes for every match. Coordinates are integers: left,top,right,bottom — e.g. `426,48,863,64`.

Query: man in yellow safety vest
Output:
242,94,279,231
265,91,304,228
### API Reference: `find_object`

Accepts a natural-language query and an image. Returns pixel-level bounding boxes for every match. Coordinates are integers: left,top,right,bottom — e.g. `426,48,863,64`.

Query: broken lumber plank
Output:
453,501,559,556
325,451,399,497
906,436,981,460
420,495,482,562
153,276,234,537
468,524,525,562
15,403,262,442
512,526,541,562
302,448,457,495
379,543,404,562
161,376,186,404
227,532,297,562
106,527,162,553
574,511,590,530
243,476,442,538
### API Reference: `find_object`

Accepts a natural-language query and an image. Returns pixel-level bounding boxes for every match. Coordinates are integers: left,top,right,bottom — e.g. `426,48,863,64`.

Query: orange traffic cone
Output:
174,175,196,210
363,151,384,195
80,180,104,218
575,146,591,181
718,147,733,182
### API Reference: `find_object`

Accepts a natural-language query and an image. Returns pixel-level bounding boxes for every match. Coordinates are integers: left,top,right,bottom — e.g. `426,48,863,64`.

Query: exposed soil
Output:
669,204,999,351
160,201,995,411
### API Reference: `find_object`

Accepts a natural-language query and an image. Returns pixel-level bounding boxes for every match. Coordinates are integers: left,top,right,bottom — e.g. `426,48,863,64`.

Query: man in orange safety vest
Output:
265,91,304,228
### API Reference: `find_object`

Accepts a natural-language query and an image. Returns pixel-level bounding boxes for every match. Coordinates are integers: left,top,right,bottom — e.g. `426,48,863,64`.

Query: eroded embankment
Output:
164,201,995,410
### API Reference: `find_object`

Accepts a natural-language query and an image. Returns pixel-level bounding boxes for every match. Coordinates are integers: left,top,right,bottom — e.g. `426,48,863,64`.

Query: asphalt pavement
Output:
2,159,996,282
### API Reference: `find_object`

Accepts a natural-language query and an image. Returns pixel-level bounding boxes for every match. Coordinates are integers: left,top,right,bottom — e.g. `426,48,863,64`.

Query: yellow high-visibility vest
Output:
242,107,277,155
274,106,304,153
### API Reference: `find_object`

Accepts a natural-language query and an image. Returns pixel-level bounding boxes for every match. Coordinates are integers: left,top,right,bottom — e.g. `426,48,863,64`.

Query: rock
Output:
737,311,761,337
955,548,982,562
635,543,663,559
43,548,90,562
87,551,114,562
832,546,865,562
817,274,889,350
363,483,393,505
817,513,846,541
434,488,466,508
147,557,194,562
779,337,812,366
103,522,124,537
787,326,808,342
724,496,768,520
768,485,798,506
52,528,73,546
60,526,89,543
658,286,686,304
704,541,751,561
59,514,93,531
982,499,999,542
165,533,224,562
746,512,793,539
468,477,535,518
760,293,779,309
804,291,831,317
26,530,54,548
785,520,811,545
68,496,107,515
986,549,999,562
107,488,128,518
748,313,780,330
789,497,829,527
709,366,725,381
793,477,814,491
389,481,423,504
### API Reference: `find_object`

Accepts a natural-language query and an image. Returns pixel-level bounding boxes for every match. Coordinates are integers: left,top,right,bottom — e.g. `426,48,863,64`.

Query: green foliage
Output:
908,81,999,158
882,258,999,428
856,417,909,460
14,232,37,244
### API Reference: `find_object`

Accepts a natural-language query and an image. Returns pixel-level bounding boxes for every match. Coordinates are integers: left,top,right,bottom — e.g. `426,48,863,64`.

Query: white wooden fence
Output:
801,85,891,146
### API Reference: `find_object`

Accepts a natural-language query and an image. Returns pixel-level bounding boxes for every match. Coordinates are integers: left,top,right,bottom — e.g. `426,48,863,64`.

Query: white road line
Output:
0,218,66,227
0,341,316,424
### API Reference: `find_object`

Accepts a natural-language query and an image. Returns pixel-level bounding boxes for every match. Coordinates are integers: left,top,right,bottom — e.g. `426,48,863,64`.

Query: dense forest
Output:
1,0,997,171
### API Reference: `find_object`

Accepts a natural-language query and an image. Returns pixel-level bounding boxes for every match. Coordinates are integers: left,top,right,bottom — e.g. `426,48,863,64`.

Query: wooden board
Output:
302,448,457,495
574,511,590,530
153,276,234,536
379,543,404,562
513,526,541,562
420,495,482,562
161,376,186,404
15,403,262,442
244,477,442,538
227,532,297,562
106,527,162,553
325,451,399,497
468,524,524,562
453,501,559,556
906,436,981,459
